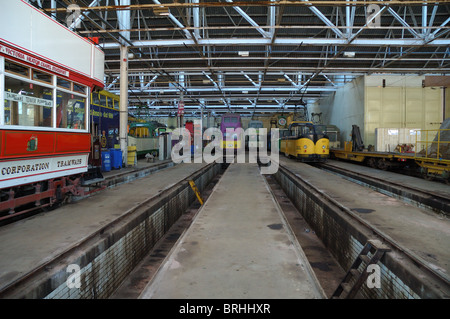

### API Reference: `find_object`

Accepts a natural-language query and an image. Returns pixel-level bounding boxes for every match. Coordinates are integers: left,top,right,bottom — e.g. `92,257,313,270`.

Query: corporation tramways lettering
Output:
1,162,50,176
57,159,82,168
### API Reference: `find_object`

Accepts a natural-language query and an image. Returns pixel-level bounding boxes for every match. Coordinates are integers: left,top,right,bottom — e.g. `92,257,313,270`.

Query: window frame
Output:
1,57,90,132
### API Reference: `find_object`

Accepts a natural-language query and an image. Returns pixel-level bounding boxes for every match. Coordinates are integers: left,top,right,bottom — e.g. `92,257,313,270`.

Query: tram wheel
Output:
377,159,388,171
368,158,377,168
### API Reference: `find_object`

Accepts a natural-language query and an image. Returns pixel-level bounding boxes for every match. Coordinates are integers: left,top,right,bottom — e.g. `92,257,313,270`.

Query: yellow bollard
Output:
127,145,137,166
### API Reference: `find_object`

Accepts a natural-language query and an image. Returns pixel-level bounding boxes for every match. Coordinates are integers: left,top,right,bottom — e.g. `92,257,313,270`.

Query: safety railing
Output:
415,129,450,161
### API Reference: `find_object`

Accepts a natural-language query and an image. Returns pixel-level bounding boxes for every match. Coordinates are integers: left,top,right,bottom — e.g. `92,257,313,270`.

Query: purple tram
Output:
220,113,243,151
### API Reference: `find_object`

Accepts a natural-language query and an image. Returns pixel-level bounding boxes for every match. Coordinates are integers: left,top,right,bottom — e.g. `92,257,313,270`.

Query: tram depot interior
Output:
0,0,449,302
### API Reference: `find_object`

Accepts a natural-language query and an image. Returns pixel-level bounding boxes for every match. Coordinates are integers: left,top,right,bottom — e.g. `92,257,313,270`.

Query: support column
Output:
120,45,129,166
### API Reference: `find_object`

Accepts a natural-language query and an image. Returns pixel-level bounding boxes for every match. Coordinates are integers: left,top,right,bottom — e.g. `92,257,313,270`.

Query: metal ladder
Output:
331,239,391,299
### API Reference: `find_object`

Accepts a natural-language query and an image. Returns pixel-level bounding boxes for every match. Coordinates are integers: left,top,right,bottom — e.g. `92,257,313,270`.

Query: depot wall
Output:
318,75,446,147
316,76,365,146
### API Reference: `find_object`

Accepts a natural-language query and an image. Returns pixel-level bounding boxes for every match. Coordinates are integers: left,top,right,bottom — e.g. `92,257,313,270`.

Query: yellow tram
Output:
280,121,330,162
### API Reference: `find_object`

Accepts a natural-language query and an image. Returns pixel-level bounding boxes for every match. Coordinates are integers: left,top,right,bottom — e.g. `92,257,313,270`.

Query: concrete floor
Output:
326,159,450,198
140,163,326,299
279,157,450,278
0,162,206,293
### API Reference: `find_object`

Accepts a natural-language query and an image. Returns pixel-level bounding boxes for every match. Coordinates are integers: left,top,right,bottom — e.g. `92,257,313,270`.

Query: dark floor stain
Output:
310,262,332,272
352,208,375,214
166,233,181,241
425,253,437,260
267,223,283,230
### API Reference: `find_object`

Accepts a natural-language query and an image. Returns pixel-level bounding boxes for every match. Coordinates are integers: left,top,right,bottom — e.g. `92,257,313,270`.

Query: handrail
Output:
415,129,450,160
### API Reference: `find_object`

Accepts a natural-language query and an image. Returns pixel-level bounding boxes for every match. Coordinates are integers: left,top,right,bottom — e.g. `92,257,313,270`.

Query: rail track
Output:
315,161,450,218
277,161,450,296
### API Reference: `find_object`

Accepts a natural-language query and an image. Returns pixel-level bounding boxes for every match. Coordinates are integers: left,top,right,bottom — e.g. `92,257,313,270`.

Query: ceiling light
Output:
153,6,170,16
343,52,355,58
238,51,249,57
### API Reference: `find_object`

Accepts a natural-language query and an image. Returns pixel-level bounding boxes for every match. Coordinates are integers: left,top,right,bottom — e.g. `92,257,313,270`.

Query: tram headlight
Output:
322,145,326,149
303,145,307,149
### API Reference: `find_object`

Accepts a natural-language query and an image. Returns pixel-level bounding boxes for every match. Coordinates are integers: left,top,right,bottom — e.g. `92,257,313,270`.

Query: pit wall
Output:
274,166,448,299
2,163,221,299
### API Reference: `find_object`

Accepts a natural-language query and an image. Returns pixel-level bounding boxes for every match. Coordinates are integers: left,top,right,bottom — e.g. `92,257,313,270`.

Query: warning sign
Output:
177,101,185,116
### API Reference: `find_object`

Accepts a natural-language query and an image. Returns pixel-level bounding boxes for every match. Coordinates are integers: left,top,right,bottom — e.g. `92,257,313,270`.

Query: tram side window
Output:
56,90,86,130
73,83,87,95
113,98,119,110
5,61,29,77
57,78,71,90
4,76,53,127
92,92,100,105
99,94,107,107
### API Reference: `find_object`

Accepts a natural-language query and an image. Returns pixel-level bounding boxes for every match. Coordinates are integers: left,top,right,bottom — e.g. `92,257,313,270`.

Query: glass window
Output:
99,93,107,107
4,76,53,127
113,98,119,110
56,90,86,130
5,61,29,77
33,70,52,83
73,83,86,95
57,77,71,89
92,92,100,105
301,125,314,136
249,122,263,128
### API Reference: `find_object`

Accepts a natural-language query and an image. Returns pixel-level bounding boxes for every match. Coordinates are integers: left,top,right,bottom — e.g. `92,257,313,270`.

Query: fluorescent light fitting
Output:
153,6,170,16
238,51,249,57
343,52,356,58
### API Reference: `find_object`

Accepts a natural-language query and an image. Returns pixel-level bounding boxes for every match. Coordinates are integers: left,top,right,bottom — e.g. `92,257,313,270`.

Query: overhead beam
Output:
109,86,338,94
431,17,450,38
426,4,439,37
68,0,100,30
152,0,192,39
192,0,201,39
283,72,301,89
115,0,131,43
48,1,450,12
301,0,345,38
387,7,421,38
224,0,271,38
241,71,259,87
101,37,449,48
